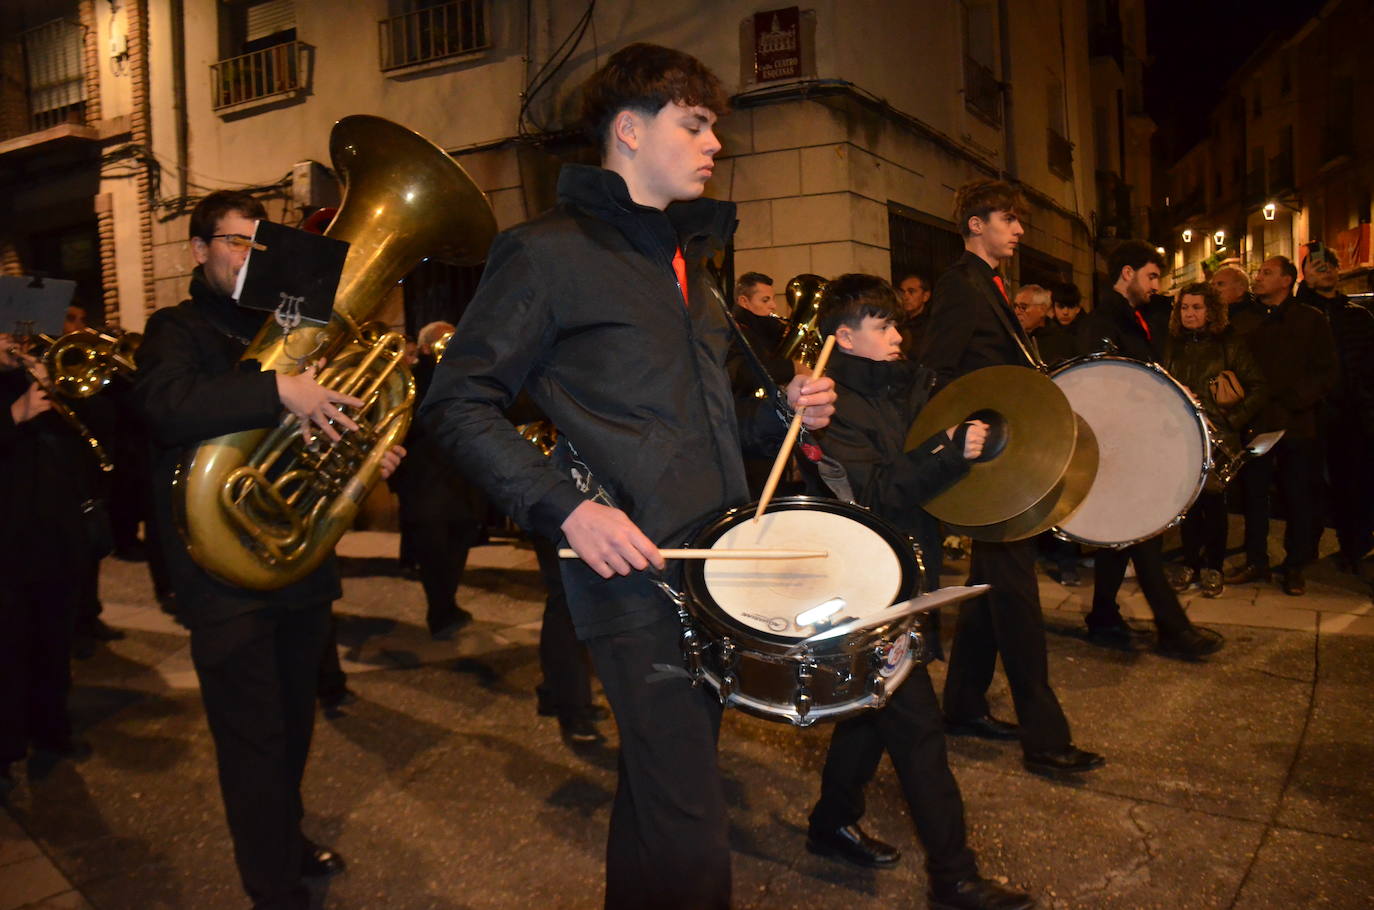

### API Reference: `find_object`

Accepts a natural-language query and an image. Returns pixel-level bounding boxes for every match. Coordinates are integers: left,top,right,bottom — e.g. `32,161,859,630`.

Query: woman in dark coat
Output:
1165,282,1268,596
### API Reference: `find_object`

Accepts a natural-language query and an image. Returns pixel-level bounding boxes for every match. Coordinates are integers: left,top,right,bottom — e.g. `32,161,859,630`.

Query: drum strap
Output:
703,271,854,503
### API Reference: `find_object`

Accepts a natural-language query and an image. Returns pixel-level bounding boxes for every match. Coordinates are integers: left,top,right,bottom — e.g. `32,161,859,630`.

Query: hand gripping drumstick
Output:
754,333,837,522
558,548,828,560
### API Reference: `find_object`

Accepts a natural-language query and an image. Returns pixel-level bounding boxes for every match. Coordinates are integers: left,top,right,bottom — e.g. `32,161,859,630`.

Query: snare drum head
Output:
1052,357,1208,546
683,498,919,645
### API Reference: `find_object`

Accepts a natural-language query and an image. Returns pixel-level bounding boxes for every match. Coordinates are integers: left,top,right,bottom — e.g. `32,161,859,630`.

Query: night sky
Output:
1144,0,1329,160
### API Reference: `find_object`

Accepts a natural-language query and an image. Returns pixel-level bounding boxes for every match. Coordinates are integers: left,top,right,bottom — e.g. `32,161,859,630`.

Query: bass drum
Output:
1051,355,1211,547
680,496,926,727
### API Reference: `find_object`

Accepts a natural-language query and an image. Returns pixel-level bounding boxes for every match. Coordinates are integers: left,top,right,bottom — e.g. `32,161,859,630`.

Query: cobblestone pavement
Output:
3,527,1372,909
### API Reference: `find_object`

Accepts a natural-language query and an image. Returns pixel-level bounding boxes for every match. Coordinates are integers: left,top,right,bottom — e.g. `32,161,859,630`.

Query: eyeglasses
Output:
1012,302,1046,312
208,233,266,251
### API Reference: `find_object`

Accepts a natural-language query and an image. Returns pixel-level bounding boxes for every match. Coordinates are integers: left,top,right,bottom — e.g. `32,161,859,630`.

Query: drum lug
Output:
794,657,816,724
677,607,705,686
718,637,738,703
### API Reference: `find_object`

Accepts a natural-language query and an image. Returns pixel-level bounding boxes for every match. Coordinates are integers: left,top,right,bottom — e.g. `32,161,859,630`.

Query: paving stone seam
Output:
1222,625,1322,910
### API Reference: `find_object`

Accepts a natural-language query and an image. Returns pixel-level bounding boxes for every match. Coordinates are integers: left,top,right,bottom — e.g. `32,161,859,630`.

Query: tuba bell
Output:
177,115,497,590
774,273,827,367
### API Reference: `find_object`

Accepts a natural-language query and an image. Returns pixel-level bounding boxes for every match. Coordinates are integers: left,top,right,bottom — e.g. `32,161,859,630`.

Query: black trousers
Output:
190,602,330,910
533,536,592,714
1180,490,1228,572
1087,536,1191,637
942,537,1072,755
0,567,76,764
1239,437,1320,569
404,518,477,634
1325,422,1374,561
584,613,729,910
809,667,978,886
316,611,347,703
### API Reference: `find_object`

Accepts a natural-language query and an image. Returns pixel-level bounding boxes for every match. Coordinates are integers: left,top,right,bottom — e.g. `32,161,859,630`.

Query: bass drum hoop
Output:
1050,353,1212,548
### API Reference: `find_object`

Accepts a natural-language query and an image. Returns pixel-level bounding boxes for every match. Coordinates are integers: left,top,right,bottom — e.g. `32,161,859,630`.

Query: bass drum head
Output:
1052,357,1209,547
682,497,920,649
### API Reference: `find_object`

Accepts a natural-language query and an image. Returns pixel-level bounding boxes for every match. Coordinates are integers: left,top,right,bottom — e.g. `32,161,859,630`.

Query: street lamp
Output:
1213,229,1226,247
1155,246,1166,256
1182,228,1193,243
1263,201,1277,221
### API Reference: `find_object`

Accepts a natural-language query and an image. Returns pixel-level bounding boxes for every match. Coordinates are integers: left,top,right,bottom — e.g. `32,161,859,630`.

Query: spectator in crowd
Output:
897,272,933,361
1164,282,1268,598
1298,245,1374,574
1035,282,1083,367
1012,284,1052,337
1210,264,1265,338
1224,256,1338,596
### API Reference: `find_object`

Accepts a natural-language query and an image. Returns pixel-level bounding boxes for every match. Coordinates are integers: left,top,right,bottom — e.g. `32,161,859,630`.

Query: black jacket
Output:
1164,328,1269,452
1298,286,1374,434
1076,289,1159,362
1245,296,1339,438
420,165,785,638
131,272,342,628
727,305,793,398
919,251,1036,390
820,352,967,572
1031,318,1080,367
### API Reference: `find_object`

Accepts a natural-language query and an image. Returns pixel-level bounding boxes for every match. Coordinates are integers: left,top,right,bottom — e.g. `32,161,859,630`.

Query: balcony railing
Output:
379,0,489,72
963,56,1001,126
1047,128,1073,179
13,18,87,137
211,41,306,111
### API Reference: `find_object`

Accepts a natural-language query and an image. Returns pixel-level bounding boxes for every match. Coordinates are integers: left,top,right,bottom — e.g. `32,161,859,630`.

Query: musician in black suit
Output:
919,179,1104,777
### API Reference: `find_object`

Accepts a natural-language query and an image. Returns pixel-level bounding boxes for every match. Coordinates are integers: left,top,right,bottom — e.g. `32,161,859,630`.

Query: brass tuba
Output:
774,273,827,367
46,328,140,398
178,115,496,590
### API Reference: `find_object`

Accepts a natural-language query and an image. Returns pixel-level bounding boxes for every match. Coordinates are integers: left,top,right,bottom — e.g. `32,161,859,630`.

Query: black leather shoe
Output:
429,606,474,640
558,710,606,745
945,714,1020,741
1157,626,1224,660
1085,618,1135,650
301,841,345,878
930,875,1036,910
1281,567,1306,596
805,823,900,868
1223,563,1269,585
83,619,126,642
1023,746,1105,776
33,738,93,762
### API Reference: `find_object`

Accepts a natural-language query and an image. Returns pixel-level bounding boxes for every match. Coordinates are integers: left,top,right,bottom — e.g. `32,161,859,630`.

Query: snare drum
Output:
1051,355,1211,547
678,496,926,726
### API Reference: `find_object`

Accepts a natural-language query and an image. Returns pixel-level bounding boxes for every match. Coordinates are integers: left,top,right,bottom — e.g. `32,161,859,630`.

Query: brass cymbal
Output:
905,366,1080,527
942,415,1098,541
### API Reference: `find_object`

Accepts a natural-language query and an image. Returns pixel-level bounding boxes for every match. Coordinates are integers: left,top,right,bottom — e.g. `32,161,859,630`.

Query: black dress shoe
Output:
1223,563,1269,585
558,710,606,745
1023,745,1105,776
429,606,474,640
945,714,1020,741
1156,625,1224,660
32,738,93,762
930,875,1036,910
1281,567,1306,596
1085,618,1135,650
83,618,126,642
300,841,345,878
806,823,900,868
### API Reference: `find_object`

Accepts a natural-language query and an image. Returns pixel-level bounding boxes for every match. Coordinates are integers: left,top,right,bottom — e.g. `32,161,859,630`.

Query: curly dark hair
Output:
952,179,1024,238
580,43,730,157
189,190,267,242
1169,281,1228,336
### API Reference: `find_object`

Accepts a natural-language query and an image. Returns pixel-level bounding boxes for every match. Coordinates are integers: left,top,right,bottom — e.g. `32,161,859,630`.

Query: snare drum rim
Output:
1048,354,1214,548
681,496,923,648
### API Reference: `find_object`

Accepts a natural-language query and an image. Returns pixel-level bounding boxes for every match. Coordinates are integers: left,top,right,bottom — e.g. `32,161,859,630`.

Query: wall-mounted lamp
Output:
1263,202,1277,221
1155,246,1166,256
1182,228,1193,243
1213,230,1226,247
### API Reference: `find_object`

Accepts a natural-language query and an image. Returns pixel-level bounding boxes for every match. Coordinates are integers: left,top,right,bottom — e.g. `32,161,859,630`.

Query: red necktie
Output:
992,274,1010,303
1134,309,1152,341
672,247,689,308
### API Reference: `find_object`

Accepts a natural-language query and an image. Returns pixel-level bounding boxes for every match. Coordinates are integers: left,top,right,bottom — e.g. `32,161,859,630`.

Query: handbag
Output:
1209,370,1244,407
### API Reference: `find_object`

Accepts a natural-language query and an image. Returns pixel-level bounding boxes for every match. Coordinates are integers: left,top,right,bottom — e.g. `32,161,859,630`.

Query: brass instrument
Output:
430,328,455,362
775,273,827,367
46,328,140,398
178,115,497,590
515,420,558,456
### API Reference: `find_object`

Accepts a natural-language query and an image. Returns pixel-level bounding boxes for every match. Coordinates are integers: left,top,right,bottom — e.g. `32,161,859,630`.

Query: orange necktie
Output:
992,274,1010,303
672,247,689,308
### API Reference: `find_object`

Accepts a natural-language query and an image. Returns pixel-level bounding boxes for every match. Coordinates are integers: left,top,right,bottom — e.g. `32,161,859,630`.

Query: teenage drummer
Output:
1076,239,1224,660
803,274,1034,910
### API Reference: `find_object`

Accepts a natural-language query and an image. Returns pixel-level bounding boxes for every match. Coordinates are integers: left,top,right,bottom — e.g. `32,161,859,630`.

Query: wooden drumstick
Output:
557,548,827,560
754,333,837,522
